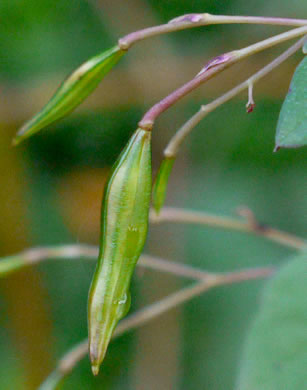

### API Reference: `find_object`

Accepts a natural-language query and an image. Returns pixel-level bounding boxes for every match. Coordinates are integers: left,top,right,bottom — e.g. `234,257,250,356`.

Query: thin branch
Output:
0,246,214,281
138,26,307,129
118,13,307,49
140,254,212,280
38,265,273,389
1,204,304,279
150,207,306,250
164,36,306,157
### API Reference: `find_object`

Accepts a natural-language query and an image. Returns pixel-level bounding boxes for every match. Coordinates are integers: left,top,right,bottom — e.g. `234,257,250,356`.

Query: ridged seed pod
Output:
13,46,125,145
88,128,152,375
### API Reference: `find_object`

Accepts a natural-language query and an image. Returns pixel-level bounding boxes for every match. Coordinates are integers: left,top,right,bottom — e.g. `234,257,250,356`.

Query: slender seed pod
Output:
13,45,125,145
152,156,175,214
88,128,152,375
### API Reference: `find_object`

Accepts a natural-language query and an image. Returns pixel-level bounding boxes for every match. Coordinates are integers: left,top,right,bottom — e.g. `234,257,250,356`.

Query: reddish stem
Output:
138,52,235,129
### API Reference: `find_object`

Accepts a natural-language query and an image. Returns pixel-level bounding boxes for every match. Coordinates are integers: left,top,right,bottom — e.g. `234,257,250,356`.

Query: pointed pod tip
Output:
91,363,100,376
89,342,105,376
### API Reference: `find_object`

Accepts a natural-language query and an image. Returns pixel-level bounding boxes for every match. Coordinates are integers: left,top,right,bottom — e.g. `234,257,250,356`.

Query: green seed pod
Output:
88,128,152,375
152,157,175,214
13,45,125,145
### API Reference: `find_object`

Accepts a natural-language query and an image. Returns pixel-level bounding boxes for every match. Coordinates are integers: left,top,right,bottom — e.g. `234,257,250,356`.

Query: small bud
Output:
246,102,256,113
246,83,255,113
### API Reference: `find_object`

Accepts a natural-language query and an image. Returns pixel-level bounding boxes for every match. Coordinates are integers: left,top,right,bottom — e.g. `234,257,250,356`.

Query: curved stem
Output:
164,36,306,157
1,205,304,279
150,207,306,250
38,265,273,389
118,13,307,49
138,26,307,129
0,247,212,280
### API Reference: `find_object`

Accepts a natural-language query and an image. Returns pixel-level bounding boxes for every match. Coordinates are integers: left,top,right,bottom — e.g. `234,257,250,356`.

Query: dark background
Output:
0,1,306,389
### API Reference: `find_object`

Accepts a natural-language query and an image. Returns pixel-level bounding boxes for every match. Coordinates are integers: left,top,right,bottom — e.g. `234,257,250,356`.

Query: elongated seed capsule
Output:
13,45,125,145
152,156,175,214
88,128,152,375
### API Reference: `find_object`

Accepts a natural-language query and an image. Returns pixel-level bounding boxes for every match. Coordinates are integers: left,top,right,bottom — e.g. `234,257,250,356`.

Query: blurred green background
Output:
0,1,306,389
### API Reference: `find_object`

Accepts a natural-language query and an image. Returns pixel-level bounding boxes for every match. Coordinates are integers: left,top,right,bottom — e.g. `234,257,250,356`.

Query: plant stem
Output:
138,26,307,130
39,265,273,389
1,205,304,279
0,246,213,280
164,36,306,157
140,254,212,280
118,13,307,49
150,207,306,250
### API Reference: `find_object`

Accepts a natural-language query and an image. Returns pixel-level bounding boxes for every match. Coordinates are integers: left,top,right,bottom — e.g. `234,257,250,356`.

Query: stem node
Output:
118,38,130,51
138,120,154,131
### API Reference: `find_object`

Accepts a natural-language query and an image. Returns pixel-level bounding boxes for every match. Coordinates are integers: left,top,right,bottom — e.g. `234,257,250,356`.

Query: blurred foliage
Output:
179,100,307,389
238,252,307,390
0,1,306,389
0,0,112,80
26,109,142,173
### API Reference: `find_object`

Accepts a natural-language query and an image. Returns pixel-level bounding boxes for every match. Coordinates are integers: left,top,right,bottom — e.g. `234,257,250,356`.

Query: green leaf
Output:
275,57,307,149
238,251,307,390
152,157,175,214
303,40,307,54
13,45,125,145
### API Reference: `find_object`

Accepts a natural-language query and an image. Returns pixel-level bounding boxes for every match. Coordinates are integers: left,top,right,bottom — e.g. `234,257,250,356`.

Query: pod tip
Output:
89,343,103,376
91,363,100,376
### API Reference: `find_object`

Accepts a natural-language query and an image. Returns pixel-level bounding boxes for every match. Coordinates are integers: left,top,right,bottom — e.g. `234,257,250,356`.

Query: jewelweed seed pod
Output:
152,156,175,214
88,128,152,375
13,45,125,145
